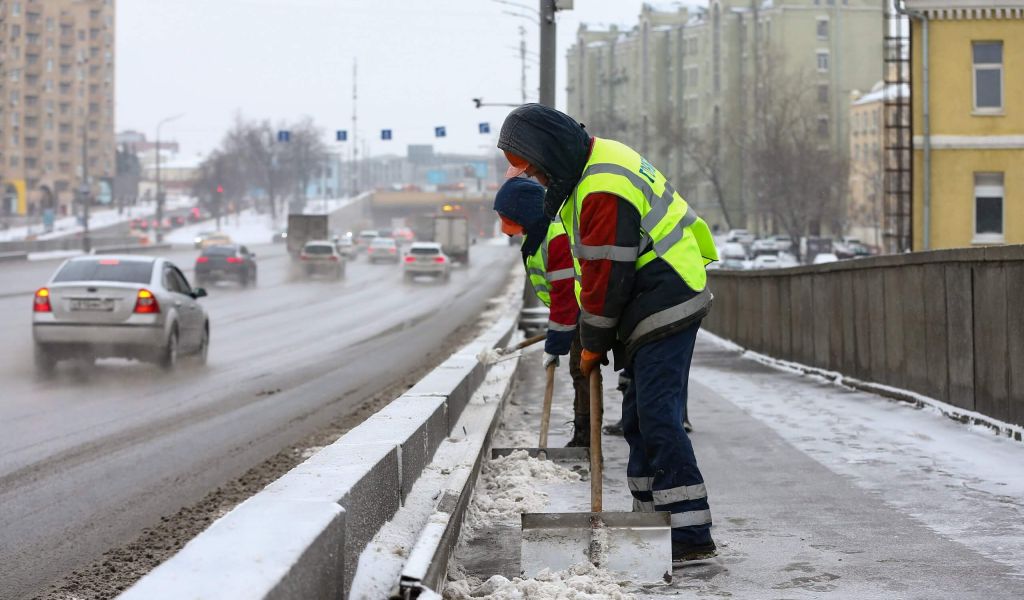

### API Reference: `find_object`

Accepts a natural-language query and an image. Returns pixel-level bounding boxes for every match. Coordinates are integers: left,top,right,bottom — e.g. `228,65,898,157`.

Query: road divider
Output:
119,276,523,600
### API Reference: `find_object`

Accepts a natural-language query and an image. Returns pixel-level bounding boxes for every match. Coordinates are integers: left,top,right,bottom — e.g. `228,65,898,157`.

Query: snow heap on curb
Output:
444,562,636,600
462,450,580,536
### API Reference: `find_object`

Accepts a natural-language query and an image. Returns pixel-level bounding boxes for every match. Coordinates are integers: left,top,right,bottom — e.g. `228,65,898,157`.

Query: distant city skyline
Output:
116,0,675,160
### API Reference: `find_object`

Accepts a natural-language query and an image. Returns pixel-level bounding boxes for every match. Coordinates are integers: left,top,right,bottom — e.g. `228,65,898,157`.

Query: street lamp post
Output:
154,113,184,243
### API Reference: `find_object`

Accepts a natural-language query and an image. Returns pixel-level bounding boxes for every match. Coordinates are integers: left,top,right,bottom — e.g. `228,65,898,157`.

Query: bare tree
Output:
281,116,328,205
651,107,736,230
221,117,293,217
740,58,848,258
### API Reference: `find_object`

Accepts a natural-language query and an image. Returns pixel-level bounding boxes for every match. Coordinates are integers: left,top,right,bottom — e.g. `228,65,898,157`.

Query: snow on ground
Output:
461,450,580,538
0,196,193,242
165,210,277,246
445,563,635,600
27,249,85,261
693,330,1024,578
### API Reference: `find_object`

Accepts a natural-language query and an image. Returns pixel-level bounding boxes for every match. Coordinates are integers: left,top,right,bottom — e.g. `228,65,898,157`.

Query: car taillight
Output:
329,255,339,262
226,257,243,263
389,248,396,254
404,256,416,263
133,289,160,314
196,256,209,263
33,287,52,312
434,256,446,263
367,248,374,253
300,254,309,261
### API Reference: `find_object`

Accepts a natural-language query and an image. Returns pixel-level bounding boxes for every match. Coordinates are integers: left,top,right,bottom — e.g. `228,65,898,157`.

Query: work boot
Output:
671,539,718,563
565,416,591,447
603,419,624,436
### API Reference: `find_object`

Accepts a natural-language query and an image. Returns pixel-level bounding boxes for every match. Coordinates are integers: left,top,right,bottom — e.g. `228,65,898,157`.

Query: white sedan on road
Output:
403,242,451,282
32,255,209,376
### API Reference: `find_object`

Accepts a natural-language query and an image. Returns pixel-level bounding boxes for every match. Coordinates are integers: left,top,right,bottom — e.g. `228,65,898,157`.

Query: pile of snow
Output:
444,563,635,600
463,450,580,536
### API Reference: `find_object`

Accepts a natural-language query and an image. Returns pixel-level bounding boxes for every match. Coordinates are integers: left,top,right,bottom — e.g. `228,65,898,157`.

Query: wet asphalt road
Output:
0,240,516,599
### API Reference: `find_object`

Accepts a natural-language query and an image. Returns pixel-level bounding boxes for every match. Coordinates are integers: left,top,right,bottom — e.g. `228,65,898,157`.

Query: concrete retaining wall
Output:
703,245,1024,428
119,296,519,600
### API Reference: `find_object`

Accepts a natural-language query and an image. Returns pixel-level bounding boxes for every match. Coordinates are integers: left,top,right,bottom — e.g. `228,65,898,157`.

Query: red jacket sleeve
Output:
546,233,578,329
577,192,641,353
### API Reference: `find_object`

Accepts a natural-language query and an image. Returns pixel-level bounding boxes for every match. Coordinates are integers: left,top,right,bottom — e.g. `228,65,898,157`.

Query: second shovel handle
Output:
514,333,546,351
538,363,556,448
589,368,603,513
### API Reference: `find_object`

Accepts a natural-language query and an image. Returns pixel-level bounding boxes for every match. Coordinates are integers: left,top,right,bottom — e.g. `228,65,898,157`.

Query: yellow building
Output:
908,0,1024,249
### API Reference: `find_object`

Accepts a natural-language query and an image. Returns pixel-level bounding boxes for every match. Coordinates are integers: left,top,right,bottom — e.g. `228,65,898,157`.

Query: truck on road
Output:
286,214,329,259
433,214,470,265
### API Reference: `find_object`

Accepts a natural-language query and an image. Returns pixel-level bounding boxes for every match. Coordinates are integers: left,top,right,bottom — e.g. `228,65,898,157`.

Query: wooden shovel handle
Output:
538,363,556,448
514,333,546,351
589,368,603,513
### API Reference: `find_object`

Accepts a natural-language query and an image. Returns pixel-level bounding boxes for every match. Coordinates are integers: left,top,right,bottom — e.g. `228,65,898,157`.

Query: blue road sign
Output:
479,122,491,134
381,129,392,140
435,126,446,138
336,130,348,141
277,130,290,142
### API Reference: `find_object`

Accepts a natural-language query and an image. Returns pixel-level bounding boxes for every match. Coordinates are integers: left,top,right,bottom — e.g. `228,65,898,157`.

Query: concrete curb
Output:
119,288,522,600
0,251,28,262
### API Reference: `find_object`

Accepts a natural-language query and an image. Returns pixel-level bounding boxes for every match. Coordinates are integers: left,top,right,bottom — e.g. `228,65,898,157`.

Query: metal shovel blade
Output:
520,511,672,583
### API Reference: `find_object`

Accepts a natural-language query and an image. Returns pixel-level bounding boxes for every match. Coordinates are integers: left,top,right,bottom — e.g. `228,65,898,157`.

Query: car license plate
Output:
70,298,114,312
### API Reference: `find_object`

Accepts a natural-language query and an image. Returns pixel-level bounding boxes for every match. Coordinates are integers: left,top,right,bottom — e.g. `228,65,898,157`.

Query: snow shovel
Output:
491,362,590,461
520,366,673,583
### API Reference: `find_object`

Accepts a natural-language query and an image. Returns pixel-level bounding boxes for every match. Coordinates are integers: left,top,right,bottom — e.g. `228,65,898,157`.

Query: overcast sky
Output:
116,0,679,161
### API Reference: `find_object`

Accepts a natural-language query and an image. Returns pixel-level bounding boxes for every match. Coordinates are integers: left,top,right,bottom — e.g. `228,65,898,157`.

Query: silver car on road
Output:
32,255,209,376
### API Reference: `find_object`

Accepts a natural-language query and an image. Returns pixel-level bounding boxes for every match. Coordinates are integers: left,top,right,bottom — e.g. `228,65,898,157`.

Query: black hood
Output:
497,104,590,219
494,178,548,260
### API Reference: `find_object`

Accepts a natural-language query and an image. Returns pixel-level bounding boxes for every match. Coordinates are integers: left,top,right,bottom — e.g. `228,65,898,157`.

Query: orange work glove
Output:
580,349,608,377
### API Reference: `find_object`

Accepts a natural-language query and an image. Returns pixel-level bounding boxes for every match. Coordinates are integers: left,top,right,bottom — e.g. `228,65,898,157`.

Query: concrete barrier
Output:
703,245,1024,430
120,284,521,600
92,243,173,255
0,251,28,262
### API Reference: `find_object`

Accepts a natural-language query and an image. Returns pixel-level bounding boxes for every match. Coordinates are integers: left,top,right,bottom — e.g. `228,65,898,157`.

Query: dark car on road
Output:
194,244,258,287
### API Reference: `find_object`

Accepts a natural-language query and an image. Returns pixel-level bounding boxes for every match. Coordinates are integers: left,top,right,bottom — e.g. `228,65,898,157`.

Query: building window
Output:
818,84,829,104
816,18,829,40
974,172,1004,242
816,50,830,72
817,116,829,139
972,41,1003,112
12,2,21,17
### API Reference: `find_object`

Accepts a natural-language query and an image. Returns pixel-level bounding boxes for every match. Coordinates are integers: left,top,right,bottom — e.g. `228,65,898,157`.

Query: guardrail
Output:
92,243,173,255
119,292,521,599
703,244,1024,431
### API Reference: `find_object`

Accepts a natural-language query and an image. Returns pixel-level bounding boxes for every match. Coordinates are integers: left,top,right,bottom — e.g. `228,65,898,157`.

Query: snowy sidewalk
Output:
444,332,1024,598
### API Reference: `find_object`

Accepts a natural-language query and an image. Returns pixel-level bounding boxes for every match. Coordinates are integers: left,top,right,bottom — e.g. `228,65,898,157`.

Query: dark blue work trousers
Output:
621,321,712,546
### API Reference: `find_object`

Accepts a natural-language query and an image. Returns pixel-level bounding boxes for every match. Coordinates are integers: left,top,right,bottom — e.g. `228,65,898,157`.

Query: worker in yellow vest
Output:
498,103,719,562
494,177,590,447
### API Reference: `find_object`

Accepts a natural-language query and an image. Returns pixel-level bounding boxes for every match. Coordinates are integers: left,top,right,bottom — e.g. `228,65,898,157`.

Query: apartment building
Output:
906,0,1024,249
566,0,882,234
0,0,115,217
848,81,907,250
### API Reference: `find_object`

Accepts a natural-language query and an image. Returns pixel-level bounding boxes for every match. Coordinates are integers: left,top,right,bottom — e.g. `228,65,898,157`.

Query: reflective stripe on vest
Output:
524,220,578,308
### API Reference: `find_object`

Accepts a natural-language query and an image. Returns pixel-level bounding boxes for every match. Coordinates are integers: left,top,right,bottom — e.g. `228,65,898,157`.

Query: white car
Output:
752,255,781,270
403,242,451,282
726,229,755,244
32,255,209,375
812,252,839,265
300,240,346,279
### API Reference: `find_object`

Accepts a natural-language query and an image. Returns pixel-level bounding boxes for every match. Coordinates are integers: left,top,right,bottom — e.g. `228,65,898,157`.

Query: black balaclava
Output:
497,104,590,219
494,177,548,260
